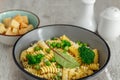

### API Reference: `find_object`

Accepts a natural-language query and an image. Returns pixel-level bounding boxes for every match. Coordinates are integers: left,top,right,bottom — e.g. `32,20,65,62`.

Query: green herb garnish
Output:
26,54,36,65
61,40,71,48
78,45,95,64
54,50,80,68
26,54,44,65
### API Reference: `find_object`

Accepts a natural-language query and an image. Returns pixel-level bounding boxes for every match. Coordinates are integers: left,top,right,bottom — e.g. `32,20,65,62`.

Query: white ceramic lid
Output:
81,0,96,4
101,7,120,20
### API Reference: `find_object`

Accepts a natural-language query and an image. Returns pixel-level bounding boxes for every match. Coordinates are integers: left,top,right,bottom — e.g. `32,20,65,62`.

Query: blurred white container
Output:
77,0,97,32
98,7,120,41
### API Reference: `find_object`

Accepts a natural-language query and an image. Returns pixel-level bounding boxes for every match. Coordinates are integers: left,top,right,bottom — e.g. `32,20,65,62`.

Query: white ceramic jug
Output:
98,7,120,41
77,0,97,32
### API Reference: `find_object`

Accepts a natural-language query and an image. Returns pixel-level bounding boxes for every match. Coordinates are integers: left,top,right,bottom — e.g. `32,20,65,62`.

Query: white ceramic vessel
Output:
77,0,97,32
98,7,120,41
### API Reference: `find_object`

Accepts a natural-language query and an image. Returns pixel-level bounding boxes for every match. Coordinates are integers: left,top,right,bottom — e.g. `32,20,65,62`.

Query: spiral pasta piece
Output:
86,69,94,75
89,63,99,70
45,52,54,60
68,68,87,80
22,61,32,68
31,50,42,55
75,56,82,65
25,67,41,76
20,50,28,61
26,47,34,53
37,41,49,49
82,63,99,70
40,63,58,74
93,49,99,63
60,35,75,45
39,73,56,79
69,45,79,57
60,35,70,41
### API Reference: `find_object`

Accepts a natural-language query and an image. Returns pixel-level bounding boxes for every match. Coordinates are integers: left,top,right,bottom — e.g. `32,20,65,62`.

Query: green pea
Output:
76,40,82,45
64,46,69,51
46,48,51,53
83,43,88,47
56,43,61,48
56,64,62,68
34,46,42,51
50,57,56,62
57,72,62,77
46,41,51,46
51,37,57,40
34,65,40,70
54,75,61,80
51,42,57,48
45,61,51,66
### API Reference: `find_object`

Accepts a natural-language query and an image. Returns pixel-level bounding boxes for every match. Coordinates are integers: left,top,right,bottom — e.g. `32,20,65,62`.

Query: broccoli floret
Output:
78,45,95,64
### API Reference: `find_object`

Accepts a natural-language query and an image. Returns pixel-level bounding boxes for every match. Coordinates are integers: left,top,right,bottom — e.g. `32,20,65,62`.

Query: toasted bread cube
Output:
20,22,28,28
22,16,28,24
10,19,20,29
12,28,18,34
27,24,33,31
3,18,12,28
5,27,17,35
0,23,5,27
0,23,6,34
14,15,23,23
19,25,33,35
19,28,28,35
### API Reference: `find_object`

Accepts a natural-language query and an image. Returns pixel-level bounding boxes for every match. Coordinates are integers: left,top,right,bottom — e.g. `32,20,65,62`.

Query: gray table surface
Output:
0,0,120,80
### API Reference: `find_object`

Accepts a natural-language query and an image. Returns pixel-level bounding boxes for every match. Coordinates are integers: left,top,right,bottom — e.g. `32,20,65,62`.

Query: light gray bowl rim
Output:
0,9,40,37
13,24,111,80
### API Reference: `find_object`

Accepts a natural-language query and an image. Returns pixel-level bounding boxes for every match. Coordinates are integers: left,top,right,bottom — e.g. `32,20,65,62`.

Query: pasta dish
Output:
20,35,99,80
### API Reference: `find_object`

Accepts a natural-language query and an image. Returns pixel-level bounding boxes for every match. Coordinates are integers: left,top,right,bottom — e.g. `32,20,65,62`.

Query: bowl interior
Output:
13,24,110,79
0,10,39,28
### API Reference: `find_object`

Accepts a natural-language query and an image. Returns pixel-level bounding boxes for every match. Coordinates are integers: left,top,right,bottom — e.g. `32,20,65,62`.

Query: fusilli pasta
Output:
20,35,100,80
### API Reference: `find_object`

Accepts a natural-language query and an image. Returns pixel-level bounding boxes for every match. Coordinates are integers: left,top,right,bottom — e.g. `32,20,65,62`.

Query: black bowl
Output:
13,24,110,80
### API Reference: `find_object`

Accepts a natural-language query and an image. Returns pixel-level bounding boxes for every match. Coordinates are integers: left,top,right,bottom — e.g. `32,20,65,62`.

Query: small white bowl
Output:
0,35,20,46
0,10,40,46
